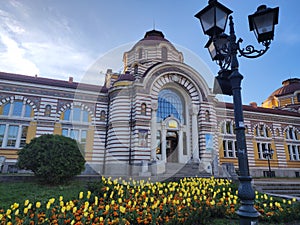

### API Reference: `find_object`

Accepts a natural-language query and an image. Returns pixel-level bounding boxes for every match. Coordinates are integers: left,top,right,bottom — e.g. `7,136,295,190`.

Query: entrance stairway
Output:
253,178,300,200
163,162,212,181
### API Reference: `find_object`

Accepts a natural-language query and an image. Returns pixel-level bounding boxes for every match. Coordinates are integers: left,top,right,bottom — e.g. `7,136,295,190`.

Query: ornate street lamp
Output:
263,148,274,178
195,1,279,225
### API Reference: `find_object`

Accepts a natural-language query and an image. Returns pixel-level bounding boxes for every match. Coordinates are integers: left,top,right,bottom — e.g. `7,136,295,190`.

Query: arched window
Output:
255,124,270,137
285,127,300,161
1,100,32,117
141,103,147,115
138,48,143,59
134,64,138,74
157,89,184,123
161,47,168,61
100,110,106,121
62,106,89,122
205,110,210,122
220,121,235,134
0,99,33,148
44,105,51,116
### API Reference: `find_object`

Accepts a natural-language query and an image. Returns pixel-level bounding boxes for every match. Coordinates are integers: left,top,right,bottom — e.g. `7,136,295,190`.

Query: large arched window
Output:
285,127,300,161
157,89,184,123
0,98,34,148
62,106,89,123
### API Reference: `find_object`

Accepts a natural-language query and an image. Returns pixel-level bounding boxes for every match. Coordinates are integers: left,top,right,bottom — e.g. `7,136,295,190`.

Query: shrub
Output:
17,134,85,184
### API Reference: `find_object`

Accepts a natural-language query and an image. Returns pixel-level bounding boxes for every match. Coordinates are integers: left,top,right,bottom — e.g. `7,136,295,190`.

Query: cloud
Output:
0,34,39,75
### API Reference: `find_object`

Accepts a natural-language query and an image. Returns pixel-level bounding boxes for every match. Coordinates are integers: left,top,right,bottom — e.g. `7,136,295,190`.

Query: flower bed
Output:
0,177,299,224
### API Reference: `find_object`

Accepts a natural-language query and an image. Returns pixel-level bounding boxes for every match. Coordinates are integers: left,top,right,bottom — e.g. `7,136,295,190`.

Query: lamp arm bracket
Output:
237,38,271,59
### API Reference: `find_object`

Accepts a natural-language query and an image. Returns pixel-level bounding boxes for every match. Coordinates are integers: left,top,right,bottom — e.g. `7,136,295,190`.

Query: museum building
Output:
0,30,299,177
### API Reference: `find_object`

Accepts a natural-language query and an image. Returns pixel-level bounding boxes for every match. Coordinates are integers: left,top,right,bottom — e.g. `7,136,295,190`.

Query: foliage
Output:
0,177,299,225
17,134,85,184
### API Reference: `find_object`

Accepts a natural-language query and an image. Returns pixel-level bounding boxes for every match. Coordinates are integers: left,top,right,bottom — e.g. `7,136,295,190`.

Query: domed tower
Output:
262,78,300,112
123,30,184,80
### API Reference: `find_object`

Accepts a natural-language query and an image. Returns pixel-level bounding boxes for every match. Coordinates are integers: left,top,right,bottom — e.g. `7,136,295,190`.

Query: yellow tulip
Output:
36,202,41,208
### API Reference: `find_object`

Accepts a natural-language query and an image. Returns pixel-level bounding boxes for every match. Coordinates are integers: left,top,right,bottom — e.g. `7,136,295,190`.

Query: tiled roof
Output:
0,71,103,92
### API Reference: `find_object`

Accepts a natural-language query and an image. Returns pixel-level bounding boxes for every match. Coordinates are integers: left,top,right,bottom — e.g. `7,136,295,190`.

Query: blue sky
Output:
0,0,299,105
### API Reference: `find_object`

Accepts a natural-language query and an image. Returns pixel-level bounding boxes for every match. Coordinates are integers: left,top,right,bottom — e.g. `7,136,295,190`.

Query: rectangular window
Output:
223,140,227,157
72,108,81,121
0,124,6,146
24,105,32,117
19,126,28,148
70,129,79,140
12,102,23,116
82,110,89,122
228,140,234,157
6,125,19,147
63,109,71,121
3,103,10,116
62,128,68,137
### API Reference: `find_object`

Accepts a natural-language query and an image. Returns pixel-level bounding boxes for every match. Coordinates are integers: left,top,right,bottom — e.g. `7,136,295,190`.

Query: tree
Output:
17,134,85,184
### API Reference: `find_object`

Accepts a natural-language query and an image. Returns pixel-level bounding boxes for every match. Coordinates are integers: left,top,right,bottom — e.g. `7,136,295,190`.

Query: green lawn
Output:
0,179,86,209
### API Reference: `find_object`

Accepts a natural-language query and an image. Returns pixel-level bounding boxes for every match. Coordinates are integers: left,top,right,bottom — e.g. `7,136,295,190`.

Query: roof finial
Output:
153,18,155,30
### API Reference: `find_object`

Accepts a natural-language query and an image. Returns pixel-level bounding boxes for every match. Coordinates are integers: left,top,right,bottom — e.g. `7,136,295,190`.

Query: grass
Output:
0,178,299,225
0,179,86,209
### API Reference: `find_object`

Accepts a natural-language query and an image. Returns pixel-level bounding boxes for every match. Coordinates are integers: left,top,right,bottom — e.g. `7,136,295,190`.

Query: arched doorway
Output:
166,130,178,162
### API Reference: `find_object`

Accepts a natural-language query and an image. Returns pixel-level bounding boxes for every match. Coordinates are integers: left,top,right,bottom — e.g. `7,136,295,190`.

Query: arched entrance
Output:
166,130,178,162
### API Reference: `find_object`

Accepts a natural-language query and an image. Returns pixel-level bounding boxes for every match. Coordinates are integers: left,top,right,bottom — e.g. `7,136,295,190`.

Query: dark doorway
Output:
166,131,178,162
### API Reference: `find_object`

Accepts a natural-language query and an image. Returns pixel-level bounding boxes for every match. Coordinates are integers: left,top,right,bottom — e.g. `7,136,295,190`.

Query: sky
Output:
0,0,299,105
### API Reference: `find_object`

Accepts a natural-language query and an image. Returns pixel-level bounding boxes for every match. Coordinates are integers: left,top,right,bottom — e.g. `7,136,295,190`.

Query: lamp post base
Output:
237,176,260,225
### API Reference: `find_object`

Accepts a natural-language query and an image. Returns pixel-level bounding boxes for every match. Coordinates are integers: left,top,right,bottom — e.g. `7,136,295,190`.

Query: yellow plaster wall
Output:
85,126,94,161
26,121,37,143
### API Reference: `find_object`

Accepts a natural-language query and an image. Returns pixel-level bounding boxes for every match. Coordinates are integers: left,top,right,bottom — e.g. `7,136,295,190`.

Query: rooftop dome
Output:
271,78,300,97
141,30,169,42
117,71,135,81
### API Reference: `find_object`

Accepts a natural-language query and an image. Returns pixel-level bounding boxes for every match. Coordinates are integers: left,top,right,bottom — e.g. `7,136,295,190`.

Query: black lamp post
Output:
263,148,274,178
195,1,279,224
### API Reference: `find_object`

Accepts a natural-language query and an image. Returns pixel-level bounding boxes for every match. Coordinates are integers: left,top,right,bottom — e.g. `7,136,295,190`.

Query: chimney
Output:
68,76,73,83
249,102,258,108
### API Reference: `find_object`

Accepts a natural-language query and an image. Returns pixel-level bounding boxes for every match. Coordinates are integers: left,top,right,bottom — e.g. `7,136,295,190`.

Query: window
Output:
288,145,300,161
220,121,235,134
223,140,237,158
141,103,147,116
285,127,298,140
257,142,272,159
255,124,270,137
62,106,89,123
0,124,29,148
100,110,106,121
161,47,168,61
134,65,138,74
285,127,300,161
62,128,87,150
1,101,32,118
138,48,143,59
205,110,210,122
44,105,51,116
157,89,185,123
0,125,5,146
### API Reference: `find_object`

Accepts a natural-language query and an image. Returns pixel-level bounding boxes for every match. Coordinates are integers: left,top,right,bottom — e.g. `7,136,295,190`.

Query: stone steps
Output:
253,179,300,199
163,163,211,181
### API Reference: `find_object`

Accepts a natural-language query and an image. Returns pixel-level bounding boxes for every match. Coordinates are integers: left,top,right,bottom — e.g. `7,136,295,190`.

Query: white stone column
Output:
191,105,199,160
150,101,158,160
161,124,167,162
178,127,184,163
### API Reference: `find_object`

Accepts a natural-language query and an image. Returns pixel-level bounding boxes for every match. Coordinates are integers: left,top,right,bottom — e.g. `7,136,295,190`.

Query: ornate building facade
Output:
0,30,299,177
